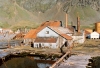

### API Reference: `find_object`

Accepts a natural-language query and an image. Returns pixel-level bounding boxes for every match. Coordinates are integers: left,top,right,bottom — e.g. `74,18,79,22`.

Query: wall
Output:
90,32,99,39
37,27,58,37
72,32,85,43
34,43,57,49
24,39,35,45
72,36,85,43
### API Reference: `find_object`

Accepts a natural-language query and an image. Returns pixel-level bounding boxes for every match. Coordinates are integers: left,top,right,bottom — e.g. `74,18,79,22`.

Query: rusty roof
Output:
34,37,57,43
13,33,25,39
24,29,36,39
24,21,61,39
85,30,91,35
48,26,73,40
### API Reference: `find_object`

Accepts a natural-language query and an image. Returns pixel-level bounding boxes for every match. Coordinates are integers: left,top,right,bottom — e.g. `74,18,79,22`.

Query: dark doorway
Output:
65,41,68,47
31,42,34,48
39,43,41,48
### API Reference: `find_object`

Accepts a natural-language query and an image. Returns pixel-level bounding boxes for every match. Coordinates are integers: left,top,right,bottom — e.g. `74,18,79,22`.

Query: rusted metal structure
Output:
66,13,68,27
77,14,80,33
95,22,100,33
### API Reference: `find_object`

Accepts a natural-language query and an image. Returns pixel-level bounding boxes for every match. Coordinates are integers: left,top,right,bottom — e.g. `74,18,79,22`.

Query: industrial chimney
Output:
66,13,68,28
77,15,80,33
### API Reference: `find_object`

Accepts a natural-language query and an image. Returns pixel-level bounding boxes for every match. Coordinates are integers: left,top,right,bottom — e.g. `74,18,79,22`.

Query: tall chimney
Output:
66,13,68,28
77,15,80,33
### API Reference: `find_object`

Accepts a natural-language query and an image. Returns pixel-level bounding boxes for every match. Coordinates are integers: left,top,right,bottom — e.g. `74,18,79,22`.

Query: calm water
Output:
0,57,55,68
92,56,100,68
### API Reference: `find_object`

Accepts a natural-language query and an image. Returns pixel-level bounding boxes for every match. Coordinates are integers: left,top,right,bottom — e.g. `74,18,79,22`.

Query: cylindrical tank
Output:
85,29,93,33
95,22,100,33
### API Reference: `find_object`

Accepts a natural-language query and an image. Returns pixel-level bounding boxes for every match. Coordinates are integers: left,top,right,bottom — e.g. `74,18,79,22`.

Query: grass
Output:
72,39,100,56
10,20,39,31
82,40,99,47
73,6,96,20
0,22,10,28
81,25,94,29
16,5,30,20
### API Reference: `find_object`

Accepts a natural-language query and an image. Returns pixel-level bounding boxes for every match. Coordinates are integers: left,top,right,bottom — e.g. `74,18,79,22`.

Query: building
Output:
24,14,85,48
24,29,36,45
72,31,85,43
13,33,25,39
34,26,73,49
95,22,100,33
90,31,99,39
24,21,62,45
0,28,3,33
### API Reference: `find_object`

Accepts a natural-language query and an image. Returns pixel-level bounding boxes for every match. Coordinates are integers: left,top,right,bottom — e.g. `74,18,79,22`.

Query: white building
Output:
90,31,99,39
0,28,3,33
72,31,85,43
34,26,73,49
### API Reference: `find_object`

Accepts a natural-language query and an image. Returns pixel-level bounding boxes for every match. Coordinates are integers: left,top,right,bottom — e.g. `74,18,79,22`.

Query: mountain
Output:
0,0,100,29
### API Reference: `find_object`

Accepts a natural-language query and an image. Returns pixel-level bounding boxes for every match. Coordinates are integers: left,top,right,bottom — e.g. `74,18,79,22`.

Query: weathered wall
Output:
37,27,58,37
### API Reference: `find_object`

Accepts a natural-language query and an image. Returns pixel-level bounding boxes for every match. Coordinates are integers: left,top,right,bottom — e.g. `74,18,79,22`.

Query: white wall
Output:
34,43,57,49
35,27,72,48
72,32,85,43
37,27,58,37
90,32,99,39
72,36,85,43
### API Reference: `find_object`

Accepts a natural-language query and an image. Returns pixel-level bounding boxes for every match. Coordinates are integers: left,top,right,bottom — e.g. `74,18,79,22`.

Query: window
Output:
46,31,49,34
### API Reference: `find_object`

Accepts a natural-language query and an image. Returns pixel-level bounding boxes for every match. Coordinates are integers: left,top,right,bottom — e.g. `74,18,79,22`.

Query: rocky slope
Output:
0,0,100,29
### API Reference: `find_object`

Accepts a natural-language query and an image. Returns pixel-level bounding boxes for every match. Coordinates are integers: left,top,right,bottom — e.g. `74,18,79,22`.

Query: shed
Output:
90,31,99,39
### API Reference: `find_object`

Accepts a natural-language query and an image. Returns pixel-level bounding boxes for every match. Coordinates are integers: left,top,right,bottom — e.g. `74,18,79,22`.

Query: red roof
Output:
85,30,91,35
24,29,36,39
24,21,61,39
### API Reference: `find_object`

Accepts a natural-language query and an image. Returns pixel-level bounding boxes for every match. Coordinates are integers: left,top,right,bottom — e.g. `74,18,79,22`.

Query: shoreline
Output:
0,46,62,66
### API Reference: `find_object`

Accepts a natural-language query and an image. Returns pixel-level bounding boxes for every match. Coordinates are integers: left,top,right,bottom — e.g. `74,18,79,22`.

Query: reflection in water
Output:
0,57,55,68
36,59,55,68
0,57,38,68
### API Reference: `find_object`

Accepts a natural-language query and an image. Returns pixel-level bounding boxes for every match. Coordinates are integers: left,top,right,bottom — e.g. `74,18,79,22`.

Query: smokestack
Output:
77,15,80,33
66,13,68,28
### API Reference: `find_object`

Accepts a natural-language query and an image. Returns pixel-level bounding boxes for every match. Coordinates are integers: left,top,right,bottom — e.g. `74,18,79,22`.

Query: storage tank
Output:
95,22,100,33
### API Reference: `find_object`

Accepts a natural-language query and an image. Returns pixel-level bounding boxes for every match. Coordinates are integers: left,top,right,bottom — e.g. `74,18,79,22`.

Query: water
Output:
0,40,55,68
0,57,55,68
92,56,100,68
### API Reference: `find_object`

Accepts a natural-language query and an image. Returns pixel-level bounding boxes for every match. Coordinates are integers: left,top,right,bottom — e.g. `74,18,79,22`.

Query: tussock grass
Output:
83,39,100,47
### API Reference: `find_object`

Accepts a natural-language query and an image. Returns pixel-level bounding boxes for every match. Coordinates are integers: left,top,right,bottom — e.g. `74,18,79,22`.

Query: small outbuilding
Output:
90,31,99,39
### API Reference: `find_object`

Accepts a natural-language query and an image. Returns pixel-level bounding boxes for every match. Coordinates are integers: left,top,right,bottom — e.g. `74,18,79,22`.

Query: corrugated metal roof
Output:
48,26,73,40
60,34,72,40
34,37,57,43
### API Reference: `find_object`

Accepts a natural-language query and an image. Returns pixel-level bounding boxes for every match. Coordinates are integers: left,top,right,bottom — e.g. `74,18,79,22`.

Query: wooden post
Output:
50,51,70,68
66,13,68,28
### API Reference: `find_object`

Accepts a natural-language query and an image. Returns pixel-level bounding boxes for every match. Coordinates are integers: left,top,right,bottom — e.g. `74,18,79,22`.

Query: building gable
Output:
37,27,58,37
90,32,99,39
